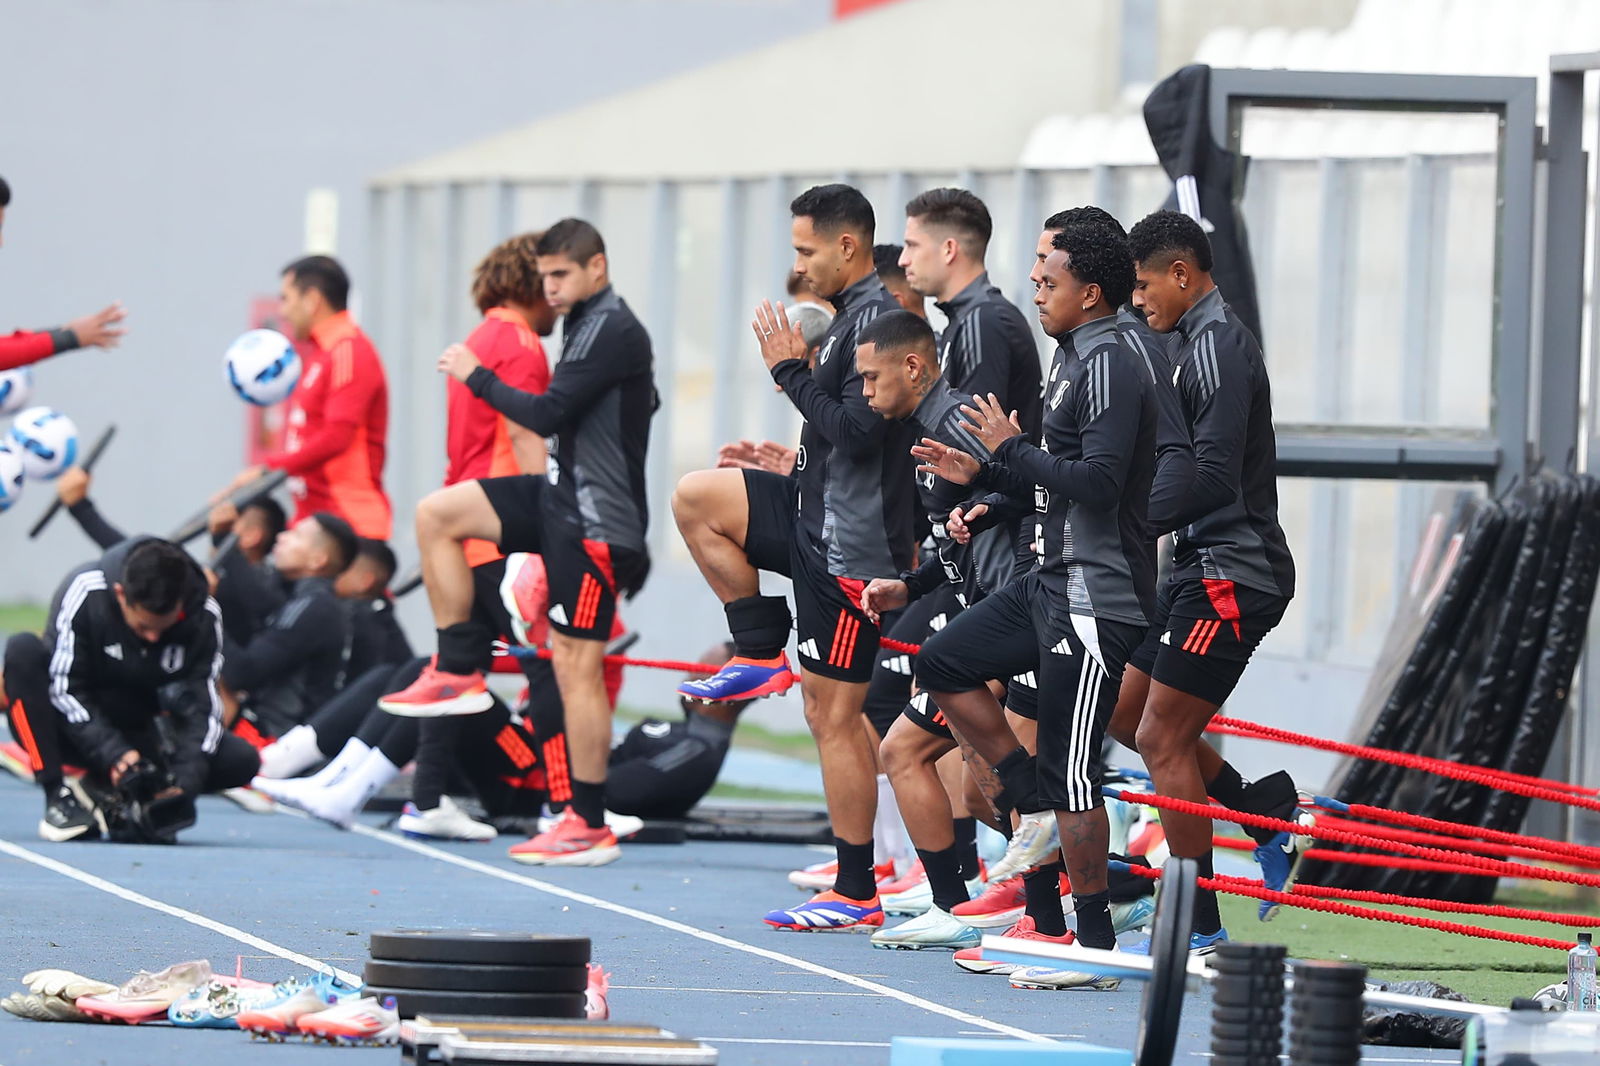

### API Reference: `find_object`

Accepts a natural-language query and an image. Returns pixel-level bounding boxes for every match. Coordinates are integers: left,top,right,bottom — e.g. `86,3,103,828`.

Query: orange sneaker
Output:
378,659,493,718
952,875,1027,929
951,915,1075,975
508,810,621,867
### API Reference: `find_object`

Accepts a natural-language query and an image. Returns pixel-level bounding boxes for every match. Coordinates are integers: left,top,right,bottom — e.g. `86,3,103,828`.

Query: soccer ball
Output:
0,368,34,415
225,329,301,406
0,446,24,511
9,407,79,480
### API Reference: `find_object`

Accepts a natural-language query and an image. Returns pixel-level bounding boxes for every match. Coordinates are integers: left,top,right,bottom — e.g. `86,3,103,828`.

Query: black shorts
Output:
870,582,963,740
1126,577,1289,706
479,475,648,641
915,573,1144,812
742,469,880,683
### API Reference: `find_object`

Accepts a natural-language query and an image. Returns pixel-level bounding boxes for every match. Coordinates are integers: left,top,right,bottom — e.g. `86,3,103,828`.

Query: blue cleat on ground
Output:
677,653,797,702
1255,810,1316,921
1126,926,1229,957
763,890,885,932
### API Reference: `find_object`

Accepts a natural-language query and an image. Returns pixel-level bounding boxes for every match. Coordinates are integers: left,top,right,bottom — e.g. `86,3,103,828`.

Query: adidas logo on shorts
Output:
797,638,820,660
1049,637,1073,656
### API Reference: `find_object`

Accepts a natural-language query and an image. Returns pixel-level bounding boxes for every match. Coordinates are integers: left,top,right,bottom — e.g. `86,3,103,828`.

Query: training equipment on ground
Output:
225,328,301,406
402,1016,719,1065
370,931,591,969
365,961,587,994
8,407,77,480
0,368,33,415
28,423,115,537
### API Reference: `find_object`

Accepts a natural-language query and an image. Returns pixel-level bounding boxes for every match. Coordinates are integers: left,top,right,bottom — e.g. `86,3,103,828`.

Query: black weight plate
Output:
1209,959,1289,977
1291,1002,1366,1023
1212,982,1286,1008
367,986,586,1020
1207,1037,1281,1056
1135,856,1197,1066
1292,960,1367,981
365,960,588,993
1210,1019,1283,1042
370,930,590,967
1213,943,1286,962
1210,1006,1284,1026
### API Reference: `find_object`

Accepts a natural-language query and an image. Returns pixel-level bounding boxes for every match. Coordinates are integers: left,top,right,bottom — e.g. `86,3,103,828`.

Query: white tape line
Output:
0,837,361,986
351,824,1051,1044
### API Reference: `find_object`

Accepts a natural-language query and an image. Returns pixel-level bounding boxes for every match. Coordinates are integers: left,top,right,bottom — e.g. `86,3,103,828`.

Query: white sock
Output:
872,773,914,873
315,748,401,824
257,725,324,780
303,738,371,790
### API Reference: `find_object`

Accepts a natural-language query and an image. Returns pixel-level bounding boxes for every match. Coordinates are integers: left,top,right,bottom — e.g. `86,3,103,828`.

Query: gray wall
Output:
0,0,826,601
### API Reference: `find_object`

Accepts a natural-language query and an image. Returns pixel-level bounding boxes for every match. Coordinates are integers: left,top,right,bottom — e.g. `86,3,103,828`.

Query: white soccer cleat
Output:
988,811,1060,881
396,796,497,841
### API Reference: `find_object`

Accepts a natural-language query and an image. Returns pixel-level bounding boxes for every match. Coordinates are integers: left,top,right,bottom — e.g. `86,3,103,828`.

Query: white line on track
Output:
0,837,362,986
350,824,1052,1044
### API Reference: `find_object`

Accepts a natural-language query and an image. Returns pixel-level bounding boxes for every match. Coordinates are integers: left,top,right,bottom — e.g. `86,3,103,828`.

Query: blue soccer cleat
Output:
678,653,797,703
1255,810,1316,921
763,890,885,932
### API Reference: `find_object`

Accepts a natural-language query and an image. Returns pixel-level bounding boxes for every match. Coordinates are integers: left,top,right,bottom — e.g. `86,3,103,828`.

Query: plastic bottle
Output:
1568,932,1599,1012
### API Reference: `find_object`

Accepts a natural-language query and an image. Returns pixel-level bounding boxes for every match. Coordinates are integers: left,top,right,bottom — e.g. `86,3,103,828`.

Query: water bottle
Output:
1569,932,1599,1011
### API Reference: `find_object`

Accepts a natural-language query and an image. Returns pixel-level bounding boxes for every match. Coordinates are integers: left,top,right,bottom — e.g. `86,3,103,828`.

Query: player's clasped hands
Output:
945,502,989,545
861,577,909,625
437,343,482,383
751,300,808,371
960,392,1024,450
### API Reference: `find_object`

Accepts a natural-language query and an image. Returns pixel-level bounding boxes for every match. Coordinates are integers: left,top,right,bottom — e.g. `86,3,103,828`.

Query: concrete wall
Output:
0,0,826,602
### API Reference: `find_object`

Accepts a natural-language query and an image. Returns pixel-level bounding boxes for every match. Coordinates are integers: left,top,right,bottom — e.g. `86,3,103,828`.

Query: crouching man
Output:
3,537,259,843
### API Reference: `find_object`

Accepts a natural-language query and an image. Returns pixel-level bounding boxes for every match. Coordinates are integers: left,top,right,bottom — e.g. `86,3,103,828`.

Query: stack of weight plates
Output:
1209,942,1286,1066
365,930,590,1020
1289,959,1368,1066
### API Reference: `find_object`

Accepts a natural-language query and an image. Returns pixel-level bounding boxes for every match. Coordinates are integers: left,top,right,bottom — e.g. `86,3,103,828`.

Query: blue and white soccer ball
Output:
8,406,77,480
225,329,301,406
0,446,24,512
0,368,34,415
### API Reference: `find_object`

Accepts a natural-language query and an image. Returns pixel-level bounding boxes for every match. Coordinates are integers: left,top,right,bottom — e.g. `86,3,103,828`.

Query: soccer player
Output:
0,175,128,370
218,256,392,540
1117,210,1296,945
2,537,258,842
874,243,926,318
380,218,655,868
913,221,1157,984
672,183,914,930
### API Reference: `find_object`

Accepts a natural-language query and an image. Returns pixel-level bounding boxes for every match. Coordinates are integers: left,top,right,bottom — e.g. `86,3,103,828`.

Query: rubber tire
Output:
369,931,590,967
366,986,586,1019
1135,856,1197,1066
364,960,588,993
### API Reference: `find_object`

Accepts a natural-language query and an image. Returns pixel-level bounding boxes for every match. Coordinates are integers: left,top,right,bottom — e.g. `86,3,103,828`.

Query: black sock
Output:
436,622,489,675
1073,889,1114,949
725,596,792,660
953,817,980,881
917,845,969,913
1205,761,1248,809
1192,852,1222,934
1239,770,1299,845
994,747,1041,815
1023,861,1067,937
831,837,877,901
570,778,606,830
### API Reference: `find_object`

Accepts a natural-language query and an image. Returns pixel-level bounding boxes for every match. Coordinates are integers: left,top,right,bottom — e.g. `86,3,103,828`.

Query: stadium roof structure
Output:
372,0,1356,186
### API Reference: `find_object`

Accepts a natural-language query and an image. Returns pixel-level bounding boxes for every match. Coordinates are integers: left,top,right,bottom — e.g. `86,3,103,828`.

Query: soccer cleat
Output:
882,871,987,918
952,915,1075,976
168,978,279,1028
988,811,1059,881
1125,926,1229,958
762,890,885,932
508,810,621,867
871,906,981,951
296,995,400,1045
952,875,1027,929
584,964,610,1020
397,796,497,841
219,786,275,813
235,974,358,1040
787,857,897,892
0,740,34,781
536,807,643,841
75,960,213,1024
378,660,494,717
875,858,927,898
677,653,796,703
39,782,99,842
1111,895,1157,935
1008,937,1124,991
500,551,552,648
1254,810,1317,921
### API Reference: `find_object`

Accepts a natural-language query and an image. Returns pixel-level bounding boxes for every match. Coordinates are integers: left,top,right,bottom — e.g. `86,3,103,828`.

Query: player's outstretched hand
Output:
55,467,90,507
912,437,979,485
752,301,808,371
755,440,797,476
861,578,909,625
716,440,762,469
68,302,127,350
959,392,1023,451
437,343,482,383
946,502,989,545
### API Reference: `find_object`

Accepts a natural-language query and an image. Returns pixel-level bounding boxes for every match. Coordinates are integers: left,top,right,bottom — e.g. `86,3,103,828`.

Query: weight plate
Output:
1135,856,1197,1066
1213,943,1286,963
1209,1005,1285,1026
1210,1019,1283,1042
369,930,590,967
366,986,586,1020
1212,982,1286,1009
364,960,588,993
